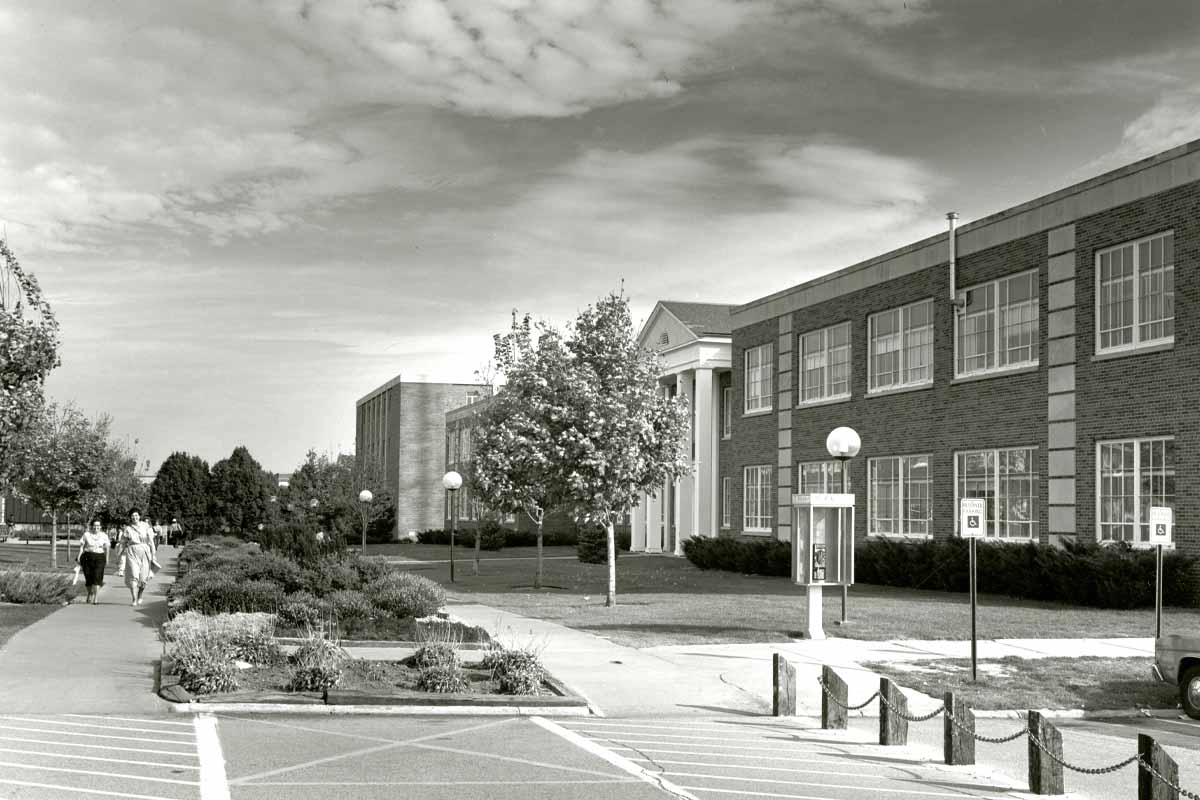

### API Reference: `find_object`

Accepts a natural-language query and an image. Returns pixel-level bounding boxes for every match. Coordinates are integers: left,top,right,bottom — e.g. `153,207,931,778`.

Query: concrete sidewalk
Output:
447,601,1155,718
0,545,177,713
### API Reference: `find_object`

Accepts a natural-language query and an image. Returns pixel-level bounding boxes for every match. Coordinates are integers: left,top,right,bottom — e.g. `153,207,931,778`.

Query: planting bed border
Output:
157,662,591,714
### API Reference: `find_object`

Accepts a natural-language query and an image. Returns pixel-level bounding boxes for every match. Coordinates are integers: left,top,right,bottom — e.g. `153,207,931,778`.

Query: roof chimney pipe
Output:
947,212,963,310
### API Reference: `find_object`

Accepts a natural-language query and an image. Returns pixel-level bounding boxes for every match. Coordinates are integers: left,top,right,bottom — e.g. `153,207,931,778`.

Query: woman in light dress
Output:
115,508,158,606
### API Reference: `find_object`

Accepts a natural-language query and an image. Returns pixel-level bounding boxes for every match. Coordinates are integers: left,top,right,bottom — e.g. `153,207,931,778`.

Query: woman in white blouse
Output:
76,520,111,605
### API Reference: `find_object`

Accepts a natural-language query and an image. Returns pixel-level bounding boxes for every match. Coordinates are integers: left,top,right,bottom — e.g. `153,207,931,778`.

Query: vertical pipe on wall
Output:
947,211,959,302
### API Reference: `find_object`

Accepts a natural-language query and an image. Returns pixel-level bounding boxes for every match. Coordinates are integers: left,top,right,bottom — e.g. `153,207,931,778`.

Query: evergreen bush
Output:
576,525,614,564
363,572,445,618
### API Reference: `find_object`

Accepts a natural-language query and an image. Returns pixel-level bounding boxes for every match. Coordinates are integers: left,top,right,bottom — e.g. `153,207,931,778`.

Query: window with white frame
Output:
955,447,1038,540
868,455,931,536
956,271,1038,377
798,460,851,494
1096,232,1174,353
744,343,773,413
799,322,851,403
722,387,732,438
1098,437,1174,546
869,300,933,392
743,465,773,532
722,477,731,528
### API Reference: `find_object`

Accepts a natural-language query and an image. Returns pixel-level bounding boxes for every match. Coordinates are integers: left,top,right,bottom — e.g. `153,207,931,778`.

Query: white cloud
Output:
1090,89,1200,170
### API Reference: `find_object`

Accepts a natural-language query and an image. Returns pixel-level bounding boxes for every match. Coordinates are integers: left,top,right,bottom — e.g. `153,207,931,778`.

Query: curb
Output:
166,702,594,716
974,707,1189,720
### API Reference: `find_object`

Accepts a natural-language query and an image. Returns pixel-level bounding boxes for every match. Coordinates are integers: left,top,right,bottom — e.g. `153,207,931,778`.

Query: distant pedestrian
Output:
75,520,111,605
152,519,164,544
168,518,183,545
115,509,159,607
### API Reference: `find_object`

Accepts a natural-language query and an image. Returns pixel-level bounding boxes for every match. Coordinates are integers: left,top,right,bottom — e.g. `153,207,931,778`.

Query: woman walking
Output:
75,520,110,605
115,509,158,606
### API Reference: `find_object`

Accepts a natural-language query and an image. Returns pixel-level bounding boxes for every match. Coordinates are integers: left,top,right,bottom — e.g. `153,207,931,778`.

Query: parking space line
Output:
569,728,822,744
194,713,231,800
531,715,701,800
0,747,199,770
0,761,199,786
63,714,194,727
562,721,815,735
241,779,642,786
0,734,198,757
218,714,395,745
228,716,516,786
0,723,191,744
661,772,988,797
676,787,890,800
0,716,195,737
412,741,647,778
0,778,182,800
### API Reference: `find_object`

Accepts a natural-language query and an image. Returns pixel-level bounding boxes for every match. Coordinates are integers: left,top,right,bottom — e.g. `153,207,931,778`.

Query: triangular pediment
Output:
637,303,701,353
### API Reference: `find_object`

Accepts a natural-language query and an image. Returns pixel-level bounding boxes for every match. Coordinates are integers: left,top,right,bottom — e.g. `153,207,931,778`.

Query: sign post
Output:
1149,506,1173,639
959,498,986,682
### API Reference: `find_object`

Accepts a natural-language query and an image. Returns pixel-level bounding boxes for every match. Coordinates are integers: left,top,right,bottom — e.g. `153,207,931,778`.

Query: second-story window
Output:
799,322,851,404
869,299,933,392
955,270,1039,377
1096,231,1174,353
744,343,773,413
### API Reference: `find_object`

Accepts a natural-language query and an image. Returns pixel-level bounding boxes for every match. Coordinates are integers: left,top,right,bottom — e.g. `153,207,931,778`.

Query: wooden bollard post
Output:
942,691,975,766
1138,733,1180,800
772,653,796,717
1027,711,1065,795
879,677,908,746
821,665,847,729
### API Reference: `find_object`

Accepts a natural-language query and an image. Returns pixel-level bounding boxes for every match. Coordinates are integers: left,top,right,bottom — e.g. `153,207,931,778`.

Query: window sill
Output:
866,382,933,399
742,528,774,537
722,435,732,441
742,408,774,418
1092,340,1174,362
867,532,933,541
951,363,1039,385
797,394,852,409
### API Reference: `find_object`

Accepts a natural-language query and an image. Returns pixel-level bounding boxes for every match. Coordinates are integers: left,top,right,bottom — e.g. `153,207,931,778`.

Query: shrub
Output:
576,525,615,564
490,648,545,695
416,662,469,693
256,519,343,566
170,574,286,615
228,629,283,665
682,537,790,576
302,558,362,596
278,592,330,629
327,589,375,623
413,642,460,670
162,611,276,643
0,568,80,604
364,572,445,618
168,629,239,695
289,663,343,692
351,555,394,585
347,659,388,683
476,521,507,551
288,632,346,691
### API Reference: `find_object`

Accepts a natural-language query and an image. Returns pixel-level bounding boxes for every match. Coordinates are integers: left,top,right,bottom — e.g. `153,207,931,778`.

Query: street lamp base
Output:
803,585,826,640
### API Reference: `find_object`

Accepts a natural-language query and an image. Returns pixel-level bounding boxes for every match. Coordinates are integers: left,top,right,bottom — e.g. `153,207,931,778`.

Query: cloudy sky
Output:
3,0,1198,474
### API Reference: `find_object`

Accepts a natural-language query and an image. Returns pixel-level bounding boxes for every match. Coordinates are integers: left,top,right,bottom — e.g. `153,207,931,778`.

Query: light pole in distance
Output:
825,426,861,624
442,471,462,583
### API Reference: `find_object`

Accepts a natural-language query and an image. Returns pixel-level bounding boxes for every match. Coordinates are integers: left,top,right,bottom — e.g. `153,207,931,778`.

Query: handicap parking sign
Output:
959,498,986,539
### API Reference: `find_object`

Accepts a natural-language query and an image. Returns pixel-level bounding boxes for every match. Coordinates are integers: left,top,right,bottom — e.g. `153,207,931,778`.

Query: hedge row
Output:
682,536,1200,609
416,525,632,552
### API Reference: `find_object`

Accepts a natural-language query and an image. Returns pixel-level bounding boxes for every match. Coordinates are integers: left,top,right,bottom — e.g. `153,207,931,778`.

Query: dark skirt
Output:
80,551,107,587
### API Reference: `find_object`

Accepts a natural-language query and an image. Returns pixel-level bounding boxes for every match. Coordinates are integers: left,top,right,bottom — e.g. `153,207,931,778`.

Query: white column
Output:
675,371,695,555
631,495,647,552
646,490,663,553
692,368,714,540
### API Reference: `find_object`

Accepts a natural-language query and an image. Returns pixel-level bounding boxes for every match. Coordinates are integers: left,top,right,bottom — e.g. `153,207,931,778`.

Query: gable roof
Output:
658,301,735,337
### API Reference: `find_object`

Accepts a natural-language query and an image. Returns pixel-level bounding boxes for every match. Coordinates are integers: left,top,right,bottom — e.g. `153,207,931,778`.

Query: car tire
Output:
1182,666,1200,721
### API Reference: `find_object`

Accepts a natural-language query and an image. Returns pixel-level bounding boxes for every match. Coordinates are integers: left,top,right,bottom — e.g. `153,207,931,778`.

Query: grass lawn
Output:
363,543,582,561
0,603,62,649
0,542,80,573
863,656,1180,711
384,548,1200,647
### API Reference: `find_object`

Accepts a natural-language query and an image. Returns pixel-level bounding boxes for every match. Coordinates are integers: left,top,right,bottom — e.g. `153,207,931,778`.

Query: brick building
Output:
355,376,486,537
721,138,1200,558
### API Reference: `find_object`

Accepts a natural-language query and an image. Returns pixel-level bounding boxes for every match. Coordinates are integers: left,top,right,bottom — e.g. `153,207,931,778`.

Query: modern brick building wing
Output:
723,138,1200,557
355,376,486,537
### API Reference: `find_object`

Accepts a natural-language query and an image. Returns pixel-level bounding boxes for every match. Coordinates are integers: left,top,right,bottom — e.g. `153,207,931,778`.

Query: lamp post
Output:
825,426,861,625
442,471,462,583
357,489,373,553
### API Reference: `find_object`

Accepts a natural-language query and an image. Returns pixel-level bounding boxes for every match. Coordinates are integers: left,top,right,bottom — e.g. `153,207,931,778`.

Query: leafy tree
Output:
78,422,148,527
207,446,275,537
472,313,572,589
148,452,211,535
560,292,691,606
0,240,60,529
19,404,108,567
282,450,393,549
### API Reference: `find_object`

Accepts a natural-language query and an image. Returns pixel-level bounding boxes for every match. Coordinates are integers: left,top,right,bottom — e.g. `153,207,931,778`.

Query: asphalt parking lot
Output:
217,714,669,800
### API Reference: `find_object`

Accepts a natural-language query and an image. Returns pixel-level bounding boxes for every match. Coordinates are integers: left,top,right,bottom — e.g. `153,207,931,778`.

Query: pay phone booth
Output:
792,492,855,640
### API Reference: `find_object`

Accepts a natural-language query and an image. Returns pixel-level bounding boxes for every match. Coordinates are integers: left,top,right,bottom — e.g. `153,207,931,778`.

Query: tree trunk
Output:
534,517,543,590
474,524,480,576
605,519,616,607
51,509,58,569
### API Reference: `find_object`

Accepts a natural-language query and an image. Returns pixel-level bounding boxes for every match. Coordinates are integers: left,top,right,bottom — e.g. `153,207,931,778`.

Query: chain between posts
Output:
1027,730,1138,776
1138,754,1200,800
943,705,1028,744
817,677,879,711
877,690,946,722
